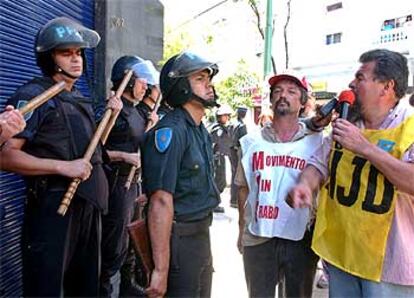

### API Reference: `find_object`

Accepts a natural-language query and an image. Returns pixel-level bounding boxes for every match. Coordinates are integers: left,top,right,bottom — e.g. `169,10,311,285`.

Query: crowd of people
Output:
0,16,414,298
209,104,248,212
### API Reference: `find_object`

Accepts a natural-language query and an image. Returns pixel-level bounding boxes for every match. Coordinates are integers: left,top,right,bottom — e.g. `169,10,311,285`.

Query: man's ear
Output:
383,79,395,95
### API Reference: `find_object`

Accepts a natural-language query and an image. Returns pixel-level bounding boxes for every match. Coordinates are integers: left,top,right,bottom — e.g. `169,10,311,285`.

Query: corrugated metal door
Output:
0,1,96,296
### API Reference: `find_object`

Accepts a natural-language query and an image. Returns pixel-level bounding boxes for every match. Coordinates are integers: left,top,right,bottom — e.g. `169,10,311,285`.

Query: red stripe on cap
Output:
338,90,355,104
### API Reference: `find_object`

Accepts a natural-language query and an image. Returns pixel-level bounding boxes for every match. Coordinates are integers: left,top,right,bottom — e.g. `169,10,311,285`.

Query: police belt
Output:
27,175,68,193
172,215,212,236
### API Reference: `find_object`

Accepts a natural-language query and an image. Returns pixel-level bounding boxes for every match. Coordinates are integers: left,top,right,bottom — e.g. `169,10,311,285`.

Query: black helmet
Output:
111,55,159,89
35,17,100,77
111,56,144,83
36,17,100,53
160,51,219,108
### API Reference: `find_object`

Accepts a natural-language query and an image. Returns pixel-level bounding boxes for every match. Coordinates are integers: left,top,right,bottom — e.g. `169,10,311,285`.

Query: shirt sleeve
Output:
7,86,46,142
234,158,248,187
307,133,332,181
403,143,414,163
141,125,185,195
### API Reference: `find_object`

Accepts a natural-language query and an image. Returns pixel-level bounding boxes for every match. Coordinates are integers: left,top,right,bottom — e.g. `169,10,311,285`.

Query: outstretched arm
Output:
287,165,324,209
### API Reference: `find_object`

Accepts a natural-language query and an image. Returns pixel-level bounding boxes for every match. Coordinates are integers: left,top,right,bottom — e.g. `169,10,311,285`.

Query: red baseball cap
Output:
268,74,308,92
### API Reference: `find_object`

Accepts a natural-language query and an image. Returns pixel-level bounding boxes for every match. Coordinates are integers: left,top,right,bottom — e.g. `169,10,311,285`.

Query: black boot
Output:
119,248,146,297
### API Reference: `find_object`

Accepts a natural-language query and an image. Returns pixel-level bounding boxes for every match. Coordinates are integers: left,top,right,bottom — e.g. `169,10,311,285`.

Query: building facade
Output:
282,0,414,94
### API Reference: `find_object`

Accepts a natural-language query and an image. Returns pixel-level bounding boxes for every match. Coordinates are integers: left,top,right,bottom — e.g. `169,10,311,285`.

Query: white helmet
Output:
216,104,232,116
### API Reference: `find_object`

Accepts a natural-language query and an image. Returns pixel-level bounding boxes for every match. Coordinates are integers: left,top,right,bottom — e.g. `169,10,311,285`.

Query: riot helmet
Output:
216,104,232,116
35,17,100,78
160,51,219,108
111,56,159,89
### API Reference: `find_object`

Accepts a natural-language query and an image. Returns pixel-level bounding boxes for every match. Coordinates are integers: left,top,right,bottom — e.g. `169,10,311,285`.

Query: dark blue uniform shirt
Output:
7,77,109,211
142,107,220,222
136,101,152,127
106,97,146,154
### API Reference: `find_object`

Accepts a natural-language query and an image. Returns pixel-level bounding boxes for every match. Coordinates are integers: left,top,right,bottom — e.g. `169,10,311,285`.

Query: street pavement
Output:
210,187,328,298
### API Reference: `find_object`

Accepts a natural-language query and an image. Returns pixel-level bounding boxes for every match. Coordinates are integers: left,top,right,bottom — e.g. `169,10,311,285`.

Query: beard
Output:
273,98,290,116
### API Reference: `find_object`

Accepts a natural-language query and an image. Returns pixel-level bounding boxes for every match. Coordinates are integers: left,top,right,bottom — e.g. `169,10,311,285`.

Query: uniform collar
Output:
178,107,198,127
121,96,136,116
37,76,89,103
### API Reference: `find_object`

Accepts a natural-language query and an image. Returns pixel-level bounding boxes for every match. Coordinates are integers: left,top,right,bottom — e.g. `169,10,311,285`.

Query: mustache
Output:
275,97,290,106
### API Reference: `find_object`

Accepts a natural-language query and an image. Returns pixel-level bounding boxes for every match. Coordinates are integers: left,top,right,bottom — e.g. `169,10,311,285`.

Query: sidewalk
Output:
210,187,328,298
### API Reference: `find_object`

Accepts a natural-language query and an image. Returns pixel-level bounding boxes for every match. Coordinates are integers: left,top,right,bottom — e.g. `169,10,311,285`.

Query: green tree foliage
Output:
160,27,194,66
215,59,261,109
161,28,261,114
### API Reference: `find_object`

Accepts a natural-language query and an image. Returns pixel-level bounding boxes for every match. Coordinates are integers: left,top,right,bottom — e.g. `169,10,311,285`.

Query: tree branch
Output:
248,0,265,39
284,0,292,69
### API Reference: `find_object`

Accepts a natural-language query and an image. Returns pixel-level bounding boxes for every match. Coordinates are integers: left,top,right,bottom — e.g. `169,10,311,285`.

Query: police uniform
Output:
7,76,108,297
136,99,173,124
229,114,247,206
157,101,173,120
100,97,147,296
210,122,233,193
136,100,152,126
142,106,220,296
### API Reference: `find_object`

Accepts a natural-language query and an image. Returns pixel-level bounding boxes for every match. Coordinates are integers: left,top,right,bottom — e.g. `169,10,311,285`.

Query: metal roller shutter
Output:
0,1,96,296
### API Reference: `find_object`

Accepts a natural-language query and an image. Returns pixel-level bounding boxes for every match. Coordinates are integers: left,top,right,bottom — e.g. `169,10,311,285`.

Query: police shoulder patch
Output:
155,127,173,153
17,100,33,121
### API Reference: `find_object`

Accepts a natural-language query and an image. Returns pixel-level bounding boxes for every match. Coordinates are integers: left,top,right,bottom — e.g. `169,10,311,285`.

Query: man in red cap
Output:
235,72,322,298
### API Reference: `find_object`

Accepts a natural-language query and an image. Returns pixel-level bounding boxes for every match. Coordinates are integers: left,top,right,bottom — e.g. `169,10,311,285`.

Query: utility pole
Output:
261,0,273,113
263,0,273,79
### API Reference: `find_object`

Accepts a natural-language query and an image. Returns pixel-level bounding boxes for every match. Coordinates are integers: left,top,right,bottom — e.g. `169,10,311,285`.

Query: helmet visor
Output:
131,60,160,86
167,51,218,78
36,17,100,52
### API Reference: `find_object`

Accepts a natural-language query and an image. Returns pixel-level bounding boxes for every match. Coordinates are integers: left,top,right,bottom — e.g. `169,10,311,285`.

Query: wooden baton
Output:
18,81,66,115
57,70,133,216
100,70,134,144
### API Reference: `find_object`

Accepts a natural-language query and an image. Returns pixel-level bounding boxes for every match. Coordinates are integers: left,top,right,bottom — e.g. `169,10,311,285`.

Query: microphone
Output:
318,97,338,118
335,90,356,149
318,90,356,119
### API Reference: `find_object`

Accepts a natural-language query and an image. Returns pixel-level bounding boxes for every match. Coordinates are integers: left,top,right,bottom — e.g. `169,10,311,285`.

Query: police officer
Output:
210,104,233,212
137,80,173,124
142,51,221,298
100,55,159,297
1,17,122,296
229,106,248,207
136,72,161,130
122,64,161,295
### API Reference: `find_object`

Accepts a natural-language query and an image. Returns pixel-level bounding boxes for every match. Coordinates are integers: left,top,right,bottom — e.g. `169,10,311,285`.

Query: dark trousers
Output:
100,174,137,296
243,231,318,298
22,191,101,297
214,154,227,193
167,223,213,297
229,149,239,205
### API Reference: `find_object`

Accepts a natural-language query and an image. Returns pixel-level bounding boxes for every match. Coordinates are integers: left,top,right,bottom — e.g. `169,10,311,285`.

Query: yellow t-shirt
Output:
312,115,414,281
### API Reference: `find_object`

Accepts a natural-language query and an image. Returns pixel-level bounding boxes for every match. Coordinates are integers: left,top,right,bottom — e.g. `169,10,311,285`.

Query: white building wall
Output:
274,0,414,93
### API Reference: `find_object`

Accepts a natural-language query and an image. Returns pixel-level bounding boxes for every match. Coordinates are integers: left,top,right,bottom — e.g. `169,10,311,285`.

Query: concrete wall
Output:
95,0,164,101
